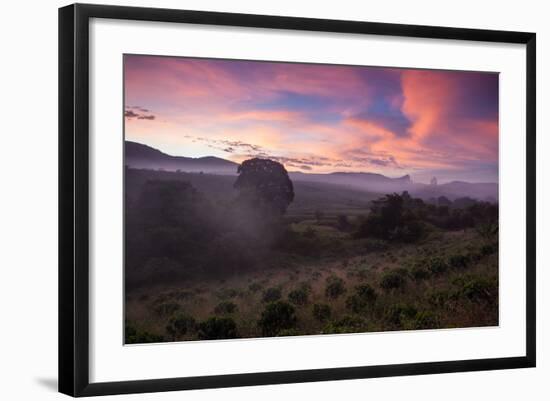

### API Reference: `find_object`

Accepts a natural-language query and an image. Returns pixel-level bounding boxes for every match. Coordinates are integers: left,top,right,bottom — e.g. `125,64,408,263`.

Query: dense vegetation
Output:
125,162,498,343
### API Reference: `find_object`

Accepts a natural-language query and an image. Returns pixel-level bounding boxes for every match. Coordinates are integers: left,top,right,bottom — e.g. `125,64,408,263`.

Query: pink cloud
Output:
124,55,498,180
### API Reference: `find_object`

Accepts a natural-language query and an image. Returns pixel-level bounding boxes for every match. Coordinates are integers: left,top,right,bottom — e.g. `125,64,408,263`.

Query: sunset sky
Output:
124,55,499,184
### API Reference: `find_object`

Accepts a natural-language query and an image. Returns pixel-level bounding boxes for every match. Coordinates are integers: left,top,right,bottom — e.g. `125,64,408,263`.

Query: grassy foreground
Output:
125,224,498,343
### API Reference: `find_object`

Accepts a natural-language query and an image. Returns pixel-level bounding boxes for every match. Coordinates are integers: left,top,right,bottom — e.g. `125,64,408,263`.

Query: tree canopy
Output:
234,158,294,214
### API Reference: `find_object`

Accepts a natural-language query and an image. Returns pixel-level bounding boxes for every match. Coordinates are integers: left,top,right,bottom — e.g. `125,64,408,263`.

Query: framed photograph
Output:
59,3,536,397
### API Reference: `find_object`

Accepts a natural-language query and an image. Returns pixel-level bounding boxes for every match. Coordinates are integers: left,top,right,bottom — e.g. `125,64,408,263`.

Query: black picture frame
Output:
59,3,536,397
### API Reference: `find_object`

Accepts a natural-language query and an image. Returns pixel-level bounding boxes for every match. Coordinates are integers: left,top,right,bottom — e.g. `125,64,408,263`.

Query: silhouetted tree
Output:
354,192,426,242
234,158,294,214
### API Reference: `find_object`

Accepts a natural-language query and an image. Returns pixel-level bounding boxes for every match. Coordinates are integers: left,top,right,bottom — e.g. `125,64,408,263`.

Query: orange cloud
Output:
401,70,456,140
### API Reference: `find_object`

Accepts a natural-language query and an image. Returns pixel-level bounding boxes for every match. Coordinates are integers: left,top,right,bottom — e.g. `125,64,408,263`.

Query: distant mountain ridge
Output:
124,140,497,202
413,180,498,202
125,141,239,174
288,171,412,194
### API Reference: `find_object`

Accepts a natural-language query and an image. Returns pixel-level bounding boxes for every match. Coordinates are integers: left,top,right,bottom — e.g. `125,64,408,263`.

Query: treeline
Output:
126,164,497,288
354,191,498,243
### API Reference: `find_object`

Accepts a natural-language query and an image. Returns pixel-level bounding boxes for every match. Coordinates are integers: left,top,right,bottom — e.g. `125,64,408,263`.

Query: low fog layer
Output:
125,141,497,202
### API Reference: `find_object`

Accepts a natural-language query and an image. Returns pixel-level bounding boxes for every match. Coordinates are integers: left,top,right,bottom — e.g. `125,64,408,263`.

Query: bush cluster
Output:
258,301,297,337
312,303,332,322
410,265,430,281
288,287,309,306
325,275,346,299
324,315,367,334
354,193,427,243
353,192,498,244
453,275,497,304
345,284,377,313
125,322,164,344
380,271,406,291
166,313,196,340
385,303,418,326
448,254,470,269
214,301,238,315
262,287,282,303
197,317,238,340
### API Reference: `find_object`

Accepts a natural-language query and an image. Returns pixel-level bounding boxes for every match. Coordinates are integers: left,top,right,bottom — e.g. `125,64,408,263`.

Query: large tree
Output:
234,158,294,214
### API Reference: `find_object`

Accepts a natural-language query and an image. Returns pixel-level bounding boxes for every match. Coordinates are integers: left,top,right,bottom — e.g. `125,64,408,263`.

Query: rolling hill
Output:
125,141,238,174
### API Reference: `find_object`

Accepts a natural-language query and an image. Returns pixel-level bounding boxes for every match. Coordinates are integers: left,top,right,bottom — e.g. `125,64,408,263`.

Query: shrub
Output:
277,328,299,337
325,275,346,299
258,301,297,337
166,313,196,340
385,303,417,326
214,301,238,315
288,288,309,306
380,271,406,291
262,287,282,303
125,322,164,344
410,265,430,280
456,275,497,303
324,315,367,334
476,222,498,241
311,271,322,280
355,284,378,301
427,257,448,274
312,303,332,322
427,289,458,309
153,302,181,317
197,317,238,340
394,220,427,243
448,254,470,269
248,282,263,293
411,311,439,330
480,243,498,256
298,281,312,293
345,284,377,313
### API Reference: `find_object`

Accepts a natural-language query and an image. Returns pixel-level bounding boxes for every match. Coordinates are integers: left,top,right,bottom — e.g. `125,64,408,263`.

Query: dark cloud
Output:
345,149,403,169
187,135,403,172
190,136,265,154
368,158,396,167
128,105,150,113
125,107,156,120
264,155,334,168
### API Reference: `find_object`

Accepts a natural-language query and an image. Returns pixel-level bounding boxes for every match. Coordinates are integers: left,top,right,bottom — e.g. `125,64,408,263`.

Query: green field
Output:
125,168,498,343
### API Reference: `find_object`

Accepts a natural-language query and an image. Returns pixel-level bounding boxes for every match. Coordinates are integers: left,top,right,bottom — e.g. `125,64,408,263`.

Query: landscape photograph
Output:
123,54,499,344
